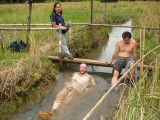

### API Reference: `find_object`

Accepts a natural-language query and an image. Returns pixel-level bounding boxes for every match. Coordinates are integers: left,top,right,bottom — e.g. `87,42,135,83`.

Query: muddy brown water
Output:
11,20,132,120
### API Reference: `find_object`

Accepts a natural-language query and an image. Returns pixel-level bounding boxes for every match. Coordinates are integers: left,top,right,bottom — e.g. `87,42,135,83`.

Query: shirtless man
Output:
39,63,96,119
105,31,137,86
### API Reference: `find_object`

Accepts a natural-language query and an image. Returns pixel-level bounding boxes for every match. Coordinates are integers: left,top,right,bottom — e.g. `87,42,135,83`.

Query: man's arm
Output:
132,41,137,62
105,41,120,64
85,76,96,91
90,76,96,86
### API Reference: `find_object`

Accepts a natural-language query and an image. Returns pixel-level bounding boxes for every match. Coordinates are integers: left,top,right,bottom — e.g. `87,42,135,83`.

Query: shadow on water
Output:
11,20,132,120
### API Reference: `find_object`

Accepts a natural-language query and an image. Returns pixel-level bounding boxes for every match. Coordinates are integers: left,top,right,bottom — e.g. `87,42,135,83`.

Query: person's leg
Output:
129,62,135,80
62,88,79,104
39,86,73,119
52,87,72,110
55,30,65,56
112,57,123,86
61,33,73,59
111,70,120,86
125,58,135,80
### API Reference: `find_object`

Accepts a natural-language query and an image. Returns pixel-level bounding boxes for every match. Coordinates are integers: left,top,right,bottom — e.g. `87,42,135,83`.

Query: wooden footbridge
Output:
48,56,112,67
48,56,151,70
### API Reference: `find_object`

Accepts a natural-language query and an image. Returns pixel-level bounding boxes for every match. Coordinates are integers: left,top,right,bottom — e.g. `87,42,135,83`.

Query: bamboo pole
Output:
0,24,160,30
140,29,142,61
68,21,71,50
14,14,19,40
91,0,93,23
103,2,107,23
26,0,32,51
0,31,4,54
0,24,52,26
0,28,60,31
59,23,63,68
140,27,145,77
70,23,160,30
48,56,153,70
151,54,158,93
83,44,160,120
139,28,142,80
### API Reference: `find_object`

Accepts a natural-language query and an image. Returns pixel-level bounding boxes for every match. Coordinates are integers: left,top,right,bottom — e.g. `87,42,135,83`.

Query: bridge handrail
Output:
0,23,160,30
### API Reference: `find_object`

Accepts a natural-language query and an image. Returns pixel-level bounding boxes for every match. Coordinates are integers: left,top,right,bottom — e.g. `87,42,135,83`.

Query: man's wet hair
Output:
122,31,132,39
80,63,87,68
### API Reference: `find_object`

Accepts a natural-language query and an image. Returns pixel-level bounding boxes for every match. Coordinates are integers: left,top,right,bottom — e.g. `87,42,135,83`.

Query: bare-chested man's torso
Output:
117,38,136,58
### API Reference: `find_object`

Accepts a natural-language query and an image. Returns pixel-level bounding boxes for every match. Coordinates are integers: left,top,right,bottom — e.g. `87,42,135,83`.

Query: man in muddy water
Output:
39,63,96,119
105,31,137,86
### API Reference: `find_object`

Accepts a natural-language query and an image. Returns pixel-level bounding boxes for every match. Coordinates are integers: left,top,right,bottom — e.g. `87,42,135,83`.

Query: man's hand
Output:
105,61,112,64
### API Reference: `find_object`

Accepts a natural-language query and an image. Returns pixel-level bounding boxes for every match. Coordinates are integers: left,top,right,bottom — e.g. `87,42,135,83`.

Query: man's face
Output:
123,37,131,44
80,65,87,74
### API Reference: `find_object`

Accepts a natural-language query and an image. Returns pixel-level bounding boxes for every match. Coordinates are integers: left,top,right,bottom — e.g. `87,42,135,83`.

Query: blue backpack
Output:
8,40,27,52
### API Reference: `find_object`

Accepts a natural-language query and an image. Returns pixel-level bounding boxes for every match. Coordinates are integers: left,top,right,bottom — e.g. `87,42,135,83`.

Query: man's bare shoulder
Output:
131,39,137,44
116,39,122,45
117,39,123,42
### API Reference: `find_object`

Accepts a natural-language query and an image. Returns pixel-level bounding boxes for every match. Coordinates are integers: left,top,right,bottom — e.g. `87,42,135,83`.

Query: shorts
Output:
113,56,134,74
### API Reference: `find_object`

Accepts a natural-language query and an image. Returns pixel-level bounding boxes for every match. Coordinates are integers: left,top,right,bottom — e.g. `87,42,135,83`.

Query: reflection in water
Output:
12,20,132,120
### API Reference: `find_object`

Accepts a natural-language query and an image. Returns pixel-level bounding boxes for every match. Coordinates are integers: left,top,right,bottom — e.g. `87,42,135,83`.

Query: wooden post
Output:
68,21,71,50
141,27,145,77
59,23,63,68
91,0,93,24
0,31,4,54
26,0,32,52
103,2,107,23
14,14,19,40
151,54,157,93
140,28,142,60
139,28,142,81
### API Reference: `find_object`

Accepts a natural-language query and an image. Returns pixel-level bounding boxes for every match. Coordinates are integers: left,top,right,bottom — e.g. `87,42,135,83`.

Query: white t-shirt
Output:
67,72,96,93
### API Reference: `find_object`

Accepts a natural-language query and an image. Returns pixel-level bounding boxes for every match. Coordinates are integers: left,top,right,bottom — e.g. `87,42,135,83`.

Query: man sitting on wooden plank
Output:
105,31,137,86
39,63,96,119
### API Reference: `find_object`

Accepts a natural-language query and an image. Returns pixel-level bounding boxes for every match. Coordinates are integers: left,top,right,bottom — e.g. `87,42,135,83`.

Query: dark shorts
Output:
113,56,133,74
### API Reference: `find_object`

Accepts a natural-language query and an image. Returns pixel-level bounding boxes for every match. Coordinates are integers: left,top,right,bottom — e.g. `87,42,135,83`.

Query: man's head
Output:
80,63,87,75
122,31,132,44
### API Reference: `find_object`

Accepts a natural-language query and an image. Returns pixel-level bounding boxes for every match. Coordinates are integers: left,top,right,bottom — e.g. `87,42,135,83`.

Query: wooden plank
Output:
48,56,153,70
48,56,112,67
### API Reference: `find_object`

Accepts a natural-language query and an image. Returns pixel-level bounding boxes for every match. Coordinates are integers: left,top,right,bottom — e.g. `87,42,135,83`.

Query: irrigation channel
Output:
11,20,132,120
